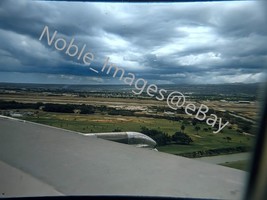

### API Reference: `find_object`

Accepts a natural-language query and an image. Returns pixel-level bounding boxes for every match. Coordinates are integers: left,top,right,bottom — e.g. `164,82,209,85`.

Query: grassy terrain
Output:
22,112,177,134
21,111,254,156
220,160,249,171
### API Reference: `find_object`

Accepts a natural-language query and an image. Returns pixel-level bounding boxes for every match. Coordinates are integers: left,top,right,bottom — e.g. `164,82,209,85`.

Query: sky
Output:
0,0,266,85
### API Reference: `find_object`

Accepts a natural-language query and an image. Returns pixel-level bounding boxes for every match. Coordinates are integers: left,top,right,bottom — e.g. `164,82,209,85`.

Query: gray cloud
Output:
0,0,266,84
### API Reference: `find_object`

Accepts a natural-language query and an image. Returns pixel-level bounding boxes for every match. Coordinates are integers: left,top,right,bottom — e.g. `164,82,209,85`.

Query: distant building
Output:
26,112,34,116
10,113,23,117
164,111,175,115
238,101,251,104
74,109,81,114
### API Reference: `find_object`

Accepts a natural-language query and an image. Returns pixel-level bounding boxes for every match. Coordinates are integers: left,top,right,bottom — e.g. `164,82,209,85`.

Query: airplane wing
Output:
0,116,247,199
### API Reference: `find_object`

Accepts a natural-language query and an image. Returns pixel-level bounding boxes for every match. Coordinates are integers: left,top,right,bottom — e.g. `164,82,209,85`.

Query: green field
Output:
23,112,179,134
220,160,249,171
21,111,253,157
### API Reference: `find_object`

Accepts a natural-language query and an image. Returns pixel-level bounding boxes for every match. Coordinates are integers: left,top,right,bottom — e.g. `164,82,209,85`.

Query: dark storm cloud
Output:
0,0,266,84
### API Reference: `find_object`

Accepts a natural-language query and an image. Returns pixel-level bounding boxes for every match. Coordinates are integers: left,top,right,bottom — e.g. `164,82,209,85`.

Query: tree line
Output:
140,126,193,146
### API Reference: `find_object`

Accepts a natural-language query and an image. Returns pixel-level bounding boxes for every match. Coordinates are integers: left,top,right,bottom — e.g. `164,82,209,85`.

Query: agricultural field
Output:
21,111,254,157
0,83,259,171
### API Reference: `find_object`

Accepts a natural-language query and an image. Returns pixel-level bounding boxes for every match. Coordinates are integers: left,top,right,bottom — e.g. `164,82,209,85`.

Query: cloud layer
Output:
0,0,266,84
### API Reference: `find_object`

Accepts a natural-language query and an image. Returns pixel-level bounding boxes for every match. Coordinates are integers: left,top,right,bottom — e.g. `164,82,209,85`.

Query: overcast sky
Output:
0,0,266,84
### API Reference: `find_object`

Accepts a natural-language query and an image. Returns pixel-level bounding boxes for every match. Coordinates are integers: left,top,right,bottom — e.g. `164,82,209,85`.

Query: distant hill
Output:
0,82,262,96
